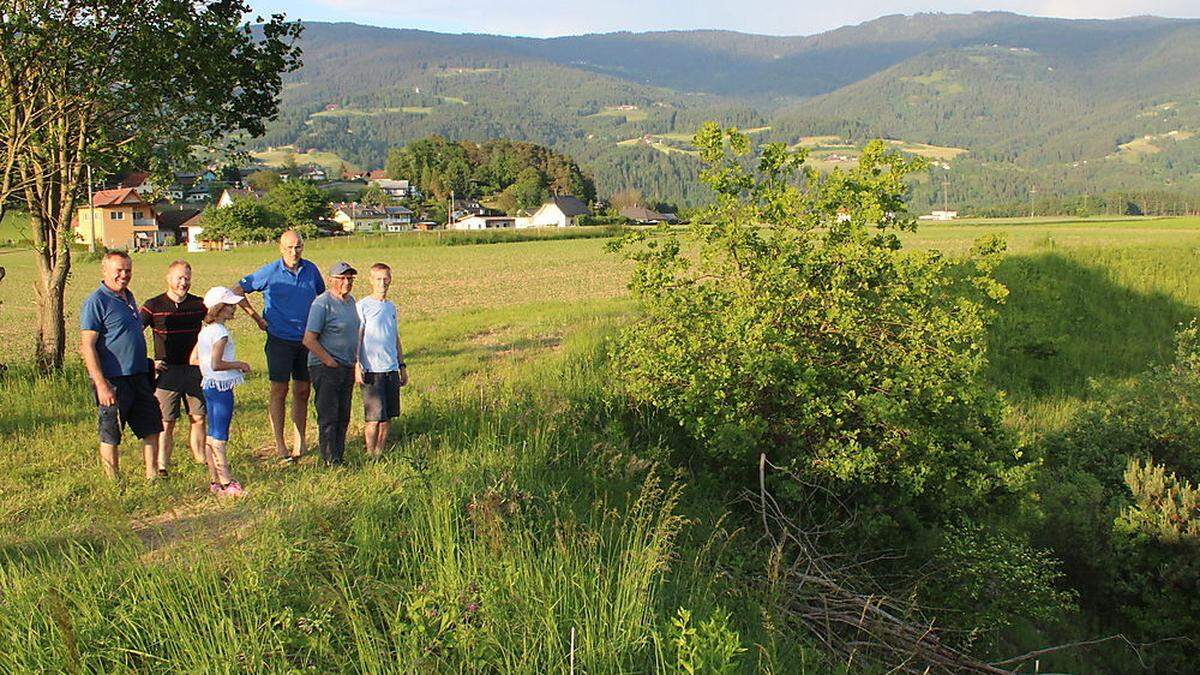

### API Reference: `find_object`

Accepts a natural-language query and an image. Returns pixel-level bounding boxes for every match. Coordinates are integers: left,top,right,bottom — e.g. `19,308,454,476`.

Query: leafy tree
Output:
198,199,285,243
264,180,331,227
359,184,390,207
611,124,1023,530
0,0,301,371
246,169,282,191
497,167,547,213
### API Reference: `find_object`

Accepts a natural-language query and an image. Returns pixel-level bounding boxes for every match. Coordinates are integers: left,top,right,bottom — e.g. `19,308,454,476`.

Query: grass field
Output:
0,211,31,245
587,106,650,122
2,216,1199,669
251,146,360,174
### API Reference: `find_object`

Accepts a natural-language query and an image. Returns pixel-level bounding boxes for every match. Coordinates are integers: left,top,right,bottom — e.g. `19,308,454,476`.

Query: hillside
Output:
254,13,1200,210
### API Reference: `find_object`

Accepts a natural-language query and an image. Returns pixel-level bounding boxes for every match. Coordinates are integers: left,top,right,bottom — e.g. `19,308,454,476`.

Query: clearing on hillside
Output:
251,146,360,173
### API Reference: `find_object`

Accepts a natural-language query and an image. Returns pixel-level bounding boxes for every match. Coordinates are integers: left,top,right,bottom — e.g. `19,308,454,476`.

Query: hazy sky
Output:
248,1,1200,38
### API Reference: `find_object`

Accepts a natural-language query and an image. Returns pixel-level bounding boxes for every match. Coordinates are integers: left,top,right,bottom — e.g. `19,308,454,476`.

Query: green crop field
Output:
2,217,1199,670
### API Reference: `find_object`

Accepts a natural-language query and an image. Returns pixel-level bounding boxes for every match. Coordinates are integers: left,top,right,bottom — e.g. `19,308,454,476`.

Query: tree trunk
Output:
30,209,72,373
34,256,69,372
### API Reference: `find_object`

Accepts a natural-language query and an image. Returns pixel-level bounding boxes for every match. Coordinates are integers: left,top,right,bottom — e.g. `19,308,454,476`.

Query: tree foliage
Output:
0,0,301,371
263,179,331,226
198,199,284,243
611,123,1024,528
1036,320,1200,666
386,136,594,205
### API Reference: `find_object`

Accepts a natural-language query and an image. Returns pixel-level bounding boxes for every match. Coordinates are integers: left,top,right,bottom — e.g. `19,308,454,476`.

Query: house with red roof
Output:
73,188,162,249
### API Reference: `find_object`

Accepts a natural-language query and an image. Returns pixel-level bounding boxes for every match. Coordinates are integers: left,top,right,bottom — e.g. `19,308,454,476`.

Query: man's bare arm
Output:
229,283,268,331
80,330,115,406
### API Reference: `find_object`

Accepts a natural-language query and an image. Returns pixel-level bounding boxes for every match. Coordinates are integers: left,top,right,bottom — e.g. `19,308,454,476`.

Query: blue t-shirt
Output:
238,259,325,342
356,297,399,373
306,292,361,367
80,284,148,378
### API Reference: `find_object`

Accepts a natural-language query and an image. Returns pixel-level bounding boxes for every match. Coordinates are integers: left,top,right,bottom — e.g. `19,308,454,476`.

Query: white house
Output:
371,178,419,199
919,210,959,221
524,196,591,228
449,215,516,230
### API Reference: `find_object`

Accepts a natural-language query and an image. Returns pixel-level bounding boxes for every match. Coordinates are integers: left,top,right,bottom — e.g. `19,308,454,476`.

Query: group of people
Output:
79,230,407,495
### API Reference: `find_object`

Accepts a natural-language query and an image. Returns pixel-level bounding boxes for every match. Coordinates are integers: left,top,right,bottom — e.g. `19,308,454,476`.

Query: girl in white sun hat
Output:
190,286,252,497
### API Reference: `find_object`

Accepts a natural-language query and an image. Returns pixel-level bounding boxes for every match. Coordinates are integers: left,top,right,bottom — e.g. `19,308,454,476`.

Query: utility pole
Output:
447,190,454,229
1029,185,1037,219
941,172,950,213
87,165,95,252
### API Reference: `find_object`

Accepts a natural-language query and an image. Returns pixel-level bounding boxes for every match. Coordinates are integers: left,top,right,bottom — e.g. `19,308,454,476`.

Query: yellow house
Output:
74,188,160,249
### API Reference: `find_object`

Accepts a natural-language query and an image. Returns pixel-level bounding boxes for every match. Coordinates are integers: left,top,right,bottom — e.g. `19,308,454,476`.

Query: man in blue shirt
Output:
80,251,163,481
231,229,324,463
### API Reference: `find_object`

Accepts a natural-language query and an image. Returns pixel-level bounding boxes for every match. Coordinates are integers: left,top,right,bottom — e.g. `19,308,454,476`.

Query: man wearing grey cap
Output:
302,261,361,465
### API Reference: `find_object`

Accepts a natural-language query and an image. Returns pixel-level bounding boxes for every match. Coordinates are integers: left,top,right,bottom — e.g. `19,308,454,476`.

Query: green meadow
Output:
1,216,1199,670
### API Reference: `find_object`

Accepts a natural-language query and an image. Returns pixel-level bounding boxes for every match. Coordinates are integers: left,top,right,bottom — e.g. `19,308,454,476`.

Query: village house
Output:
332,203,414,233
298,164,328,182
371,178,419,199
524,196,591,228
155,207,204,251
216,188,266,209
619,205,679,225
73,188,163,249
449,215,519,230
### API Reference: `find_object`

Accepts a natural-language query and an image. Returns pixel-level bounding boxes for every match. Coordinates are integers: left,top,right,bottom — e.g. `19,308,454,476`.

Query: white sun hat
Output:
203,286,244,309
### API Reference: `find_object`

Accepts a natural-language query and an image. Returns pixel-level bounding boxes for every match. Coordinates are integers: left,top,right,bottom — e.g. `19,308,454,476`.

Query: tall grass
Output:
0,318,799,671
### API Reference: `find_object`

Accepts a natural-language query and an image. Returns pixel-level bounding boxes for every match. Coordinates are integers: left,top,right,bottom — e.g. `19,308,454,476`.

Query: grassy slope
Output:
2,218,1200,668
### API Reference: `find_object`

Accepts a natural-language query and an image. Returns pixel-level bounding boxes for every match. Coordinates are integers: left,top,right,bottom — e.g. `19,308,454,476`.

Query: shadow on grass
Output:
987,251,1197,403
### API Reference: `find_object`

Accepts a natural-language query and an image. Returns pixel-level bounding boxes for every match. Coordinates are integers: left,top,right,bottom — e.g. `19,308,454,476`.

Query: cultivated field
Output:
2,216,1199,669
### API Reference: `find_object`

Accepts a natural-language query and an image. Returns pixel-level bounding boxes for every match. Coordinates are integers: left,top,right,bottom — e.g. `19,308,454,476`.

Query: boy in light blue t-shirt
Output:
355,262,408,456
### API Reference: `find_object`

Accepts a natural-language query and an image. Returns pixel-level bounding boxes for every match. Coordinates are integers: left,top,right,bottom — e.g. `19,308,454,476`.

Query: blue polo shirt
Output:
238,259,325,342
80,284,148,378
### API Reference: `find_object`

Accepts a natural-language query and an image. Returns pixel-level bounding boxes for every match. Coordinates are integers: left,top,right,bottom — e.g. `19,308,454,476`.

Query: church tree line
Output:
384,136,596,212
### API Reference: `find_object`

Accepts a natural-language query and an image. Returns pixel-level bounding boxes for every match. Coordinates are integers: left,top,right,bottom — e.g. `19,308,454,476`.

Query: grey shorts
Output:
155,365,205,421
361,370,400,421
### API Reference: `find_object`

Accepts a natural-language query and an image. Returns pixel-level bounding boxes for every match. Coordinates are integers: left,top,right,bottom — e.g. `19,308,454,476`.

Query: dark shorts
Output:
95,373,164,445
265,334,310,383
361,370,401,422
155,365,205,421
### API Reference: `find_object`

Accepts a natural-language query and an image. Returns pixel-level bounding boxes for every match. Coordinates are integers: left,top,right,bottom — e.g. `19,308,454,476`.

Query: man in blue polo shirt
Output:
80,251,163,481
231,229,324,463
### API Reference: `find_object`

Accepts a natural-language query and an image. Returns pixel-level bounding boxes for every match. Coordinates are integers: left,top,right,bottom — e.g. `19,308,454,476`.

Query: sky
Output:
248,0,1200,38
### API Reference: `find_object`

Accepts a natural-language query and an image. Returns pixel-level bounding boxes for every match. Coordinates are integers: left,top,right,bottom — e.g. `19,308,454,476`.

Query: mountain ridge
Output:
254,12,1200,210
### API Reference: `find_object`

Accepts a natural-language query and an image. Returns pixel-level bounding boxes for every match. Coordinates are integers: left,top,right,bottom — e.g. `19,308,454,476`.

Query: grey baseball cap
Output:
328,261,357,277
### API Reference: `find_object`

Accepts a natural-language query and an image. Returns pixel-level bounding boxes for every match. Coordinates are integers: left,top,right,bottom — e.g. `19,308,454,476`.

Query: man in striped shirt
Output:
140,260,207,476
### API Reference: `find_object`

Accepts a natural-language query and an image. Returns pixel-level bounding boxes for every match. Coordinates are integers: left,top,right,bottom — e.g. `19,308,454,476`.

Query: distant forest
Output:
251,14,1200,213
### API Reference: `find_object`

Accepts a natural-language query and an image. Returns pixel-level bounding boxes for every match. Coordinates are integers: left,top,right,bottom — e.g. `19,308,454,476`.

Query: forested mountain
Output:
253,13,1200,211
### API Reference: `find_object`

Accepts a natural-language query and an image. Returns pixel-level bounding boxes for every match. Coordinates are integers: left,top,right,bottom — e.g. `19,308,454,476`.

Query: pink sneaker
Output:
219,481,246,498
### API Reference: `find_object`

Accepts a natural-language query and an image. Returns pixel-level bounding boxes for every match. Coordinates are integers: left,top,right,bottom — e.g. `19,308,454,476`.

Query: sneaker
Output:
209,482,221,494
219,481,246,498
157,468,169,478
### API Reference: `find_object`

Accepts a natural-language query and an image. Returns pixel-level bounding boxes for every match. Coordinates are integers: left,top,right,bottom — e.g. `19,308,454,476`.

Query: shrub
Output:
1037,320,1200,666
610,124,1025,532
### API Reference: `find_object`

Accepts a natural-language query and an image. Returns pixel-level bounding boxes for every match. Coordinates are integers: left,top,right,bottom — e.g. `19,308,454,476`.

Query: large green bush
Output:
1037,321,1200,666
611,124,1026,530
